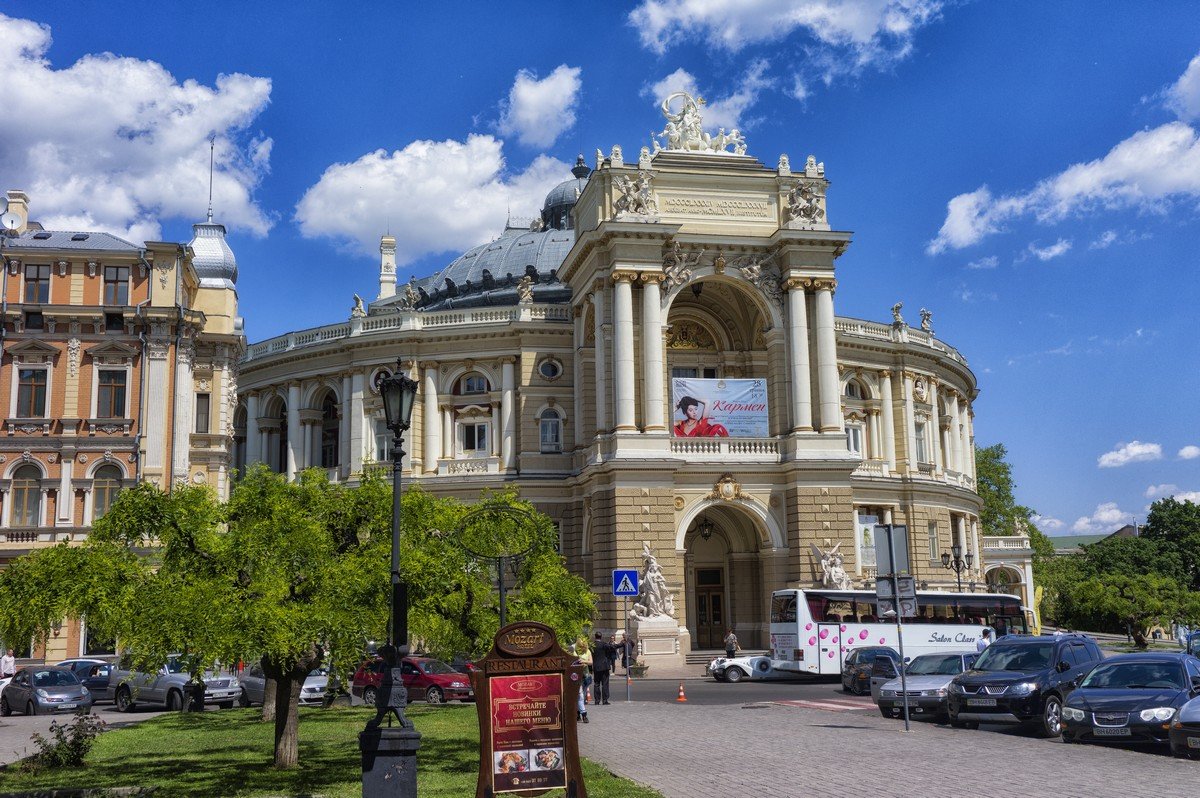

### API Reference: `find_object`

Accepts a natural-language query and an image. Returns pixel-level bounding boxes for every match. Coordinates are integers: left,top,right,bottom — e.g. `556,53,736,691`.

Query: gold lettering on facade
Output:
660,194,773,219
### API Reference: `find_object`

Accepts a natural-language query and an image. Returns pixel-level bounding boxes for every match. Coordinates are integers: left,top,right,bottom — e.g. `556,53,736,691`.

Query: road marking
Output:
775,698,873,712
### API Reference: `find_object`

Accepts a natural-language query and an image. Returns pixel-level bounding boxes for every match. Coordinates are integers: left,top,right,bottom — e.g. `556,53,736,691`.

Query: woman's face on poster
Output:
685,403,701,420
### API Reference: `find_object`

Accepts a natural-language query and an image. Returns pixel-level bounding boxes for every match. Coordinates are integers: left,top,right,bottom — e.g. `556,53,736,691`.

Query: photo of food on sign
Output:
671,378,769,438
495,750,529,774
532,748,563,771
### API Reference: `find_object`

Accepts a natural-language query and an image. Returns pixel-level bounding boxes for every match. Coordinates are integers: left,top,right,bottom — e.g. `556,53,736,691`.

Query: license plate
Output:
1094,727,1131,737
967,698,997,707
59,703,77,709
1187,737,1200,749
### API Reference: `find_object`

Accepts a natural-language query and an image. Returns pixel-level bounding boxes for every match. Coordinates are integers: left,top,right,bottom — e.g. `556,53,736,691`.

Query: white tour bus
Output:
769,588,1030,676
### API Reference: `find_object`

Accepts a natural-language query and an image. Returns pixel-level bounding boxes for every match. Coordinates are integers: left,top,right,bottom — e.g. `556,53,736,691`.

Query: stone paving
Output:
579,699,1197,798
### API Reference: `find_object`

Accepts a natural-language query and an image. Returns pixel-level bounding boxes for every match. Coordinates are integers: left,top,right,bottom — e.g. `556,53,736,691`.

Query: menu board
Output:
490,674,566,793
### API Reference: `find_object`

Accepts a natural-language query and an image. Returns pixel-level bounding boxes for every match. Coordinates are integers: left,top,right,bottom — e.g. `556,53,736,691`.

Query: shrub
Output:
25,713,107,770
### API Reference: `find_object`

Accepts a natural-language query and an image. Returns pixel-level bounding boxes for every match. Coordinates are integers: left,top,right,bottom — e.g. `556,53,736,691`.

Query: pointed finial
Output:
572,154,590,179
206,135,216,223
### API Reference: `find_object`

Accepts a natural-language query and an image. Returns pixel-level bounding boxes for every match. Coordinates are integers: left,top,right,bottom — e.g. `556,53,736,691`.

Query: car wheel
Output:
26,701,37,717
217,702,233,710
238,688,251,708
0,696,9,717
1040,695,1063,738
724,667,744,683
115,687,134,713
426,687,444,705
841,679,850,693
851,679,867,696
166,690,182,712
363,686,378,706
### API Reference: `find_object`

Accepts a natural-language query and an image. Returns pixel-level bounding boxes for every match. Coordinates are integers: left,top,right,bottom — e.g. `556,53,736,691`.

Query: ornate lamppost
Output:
360,359,420,798
941,544,974,618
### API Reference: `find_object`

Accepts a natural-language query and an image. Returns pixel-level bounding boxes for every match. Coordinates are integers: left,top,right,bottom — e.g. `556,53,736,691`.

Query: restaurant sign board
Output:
473,621,587,797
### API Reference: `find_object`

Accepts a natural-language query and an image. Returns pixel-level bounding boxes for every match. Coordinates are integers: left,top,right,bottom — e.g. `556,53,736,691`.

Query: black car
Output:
1186,631,1200,658
841,646,899,696
1170,688,1200,759
55,659,113,700
947,633,1103,737
1062,652,1200,746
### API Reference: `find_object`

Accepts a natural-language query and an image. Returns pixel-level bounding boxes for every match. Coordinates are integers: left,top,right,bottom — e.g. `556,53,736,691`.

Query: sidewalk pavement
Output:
578,699,1195,798
0,709,164,767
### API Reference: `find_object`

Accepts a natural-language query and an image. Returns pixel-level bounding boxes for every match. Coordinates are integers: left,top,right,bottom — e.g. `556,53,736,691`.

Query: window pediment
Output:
456,404,491,419
7,339,59,363
87,340,139,365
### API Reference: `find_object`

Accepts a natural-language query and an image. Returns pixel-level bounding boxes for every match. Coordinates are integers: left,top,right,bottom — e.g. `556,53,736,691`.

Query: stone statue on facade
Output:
629,541,675,620
812,542,852,591
891,302,905,327
786,179,826,227
396,281,420,311
653,91,749,155
516,275,534,304
351,294,367,318
736,254,783,311
661,241,703,296
919,307,933,333
614,170,659,218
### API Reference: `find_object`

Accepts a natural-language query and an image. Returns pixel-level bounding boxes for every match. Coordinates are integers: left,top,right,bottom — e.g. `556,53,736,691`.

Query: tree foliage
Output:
1143,497,1200,591
973,443,1054,563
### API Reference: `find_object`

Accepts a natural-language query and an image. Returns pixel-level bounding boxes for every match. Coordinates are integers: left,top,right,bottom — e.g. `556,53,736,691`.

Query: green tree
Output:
1080,536,1187,584
1061,572,1187,647
1143,497,1200,590
974,443,1056,558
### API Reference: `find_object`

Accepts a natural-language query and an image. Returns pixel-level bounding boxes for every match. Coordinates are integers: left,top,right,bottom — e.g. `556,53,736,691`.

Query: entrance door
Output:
694,568,725,649
818,623,842,675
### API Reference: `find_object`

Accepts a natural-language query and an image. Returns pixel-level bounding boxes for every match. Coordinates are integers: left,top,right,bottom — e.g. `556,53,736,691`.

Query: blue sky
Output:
2,1,1199,536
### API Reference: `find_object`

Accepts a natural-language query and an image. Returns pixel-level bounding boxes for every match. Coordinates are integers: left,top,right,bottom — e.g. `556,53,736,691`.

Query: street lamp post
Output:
360,359,420,798
941,544,974,618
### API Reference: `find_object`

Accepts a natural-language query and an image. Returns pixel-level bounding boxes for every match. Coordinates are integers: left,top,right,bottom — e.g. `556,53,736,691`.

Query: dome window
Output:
538,358,563,381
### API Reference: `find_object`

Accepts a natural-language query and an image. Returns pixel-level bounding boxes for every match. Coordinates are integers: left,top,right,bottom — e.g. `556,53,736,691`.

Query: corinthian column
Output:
641,274,666,431
612,271,637,431
590,288,608,434
286,382,301,480
812,279,841,433
785,279,813,431
422,363,440,473
929,378,942,473
245,392,261,466
879,370,896,470
501,357,516,469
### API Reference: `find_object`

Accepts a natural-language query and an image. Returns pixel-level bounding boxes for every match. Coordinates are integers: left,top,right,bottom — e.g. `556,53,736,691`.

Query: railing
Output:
0,528,86,545
852,460,887,477
668,437,780,462
835,316,969,366
982,535,1032,551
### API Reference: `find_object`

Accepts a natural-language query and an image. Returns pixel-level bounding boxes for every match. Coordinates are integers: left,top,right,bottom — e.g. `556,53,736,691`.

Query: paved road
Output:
0,704,167,766
579,683,1197,798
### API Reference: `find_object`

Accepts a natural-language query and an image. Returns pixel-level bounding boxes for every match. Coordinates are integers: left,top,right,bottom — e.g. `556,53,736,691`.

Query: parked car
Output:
1170,689,1200,759
56,658,114,701
1185,631,1200,658
708,653,789,683
352,656,474,705
0,666,93,716
947,633,1103,737
841,646,899,696
238,664,330,708
878,651,978,721
109,654,241,711
1062,653,1200,747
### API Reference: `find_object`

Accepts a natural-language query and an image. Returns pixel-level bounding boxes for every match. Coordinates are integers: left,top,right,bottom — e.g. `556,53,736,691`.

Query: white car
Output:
709,655,792,683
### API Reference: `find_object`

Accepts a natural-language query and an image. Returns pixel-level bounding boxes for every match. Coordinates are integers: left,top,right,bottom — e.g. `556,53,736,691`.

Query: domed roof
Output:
189,220,238,289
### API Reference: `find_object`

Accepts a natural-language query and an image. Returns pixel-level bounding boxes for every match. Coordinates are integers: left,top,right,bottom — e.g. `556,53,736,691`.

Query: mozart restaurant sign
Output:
473,621,587,798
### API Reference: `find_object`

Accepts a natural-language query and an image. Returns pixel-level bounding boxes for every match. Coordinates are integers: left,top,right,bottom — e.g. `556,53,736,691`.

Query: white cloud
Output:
1089,229,1118,249
0,13,273,241
955,284,996,303
1071,502,1135,535
644,61,772,131
629,0,945,66
497,65,582,149
1179,445,1200,460
965,255,998,270
1031,514,1065,532
1146,483,1179,499
1177,491,1200,503
1165,52,1200,121
1097,440,1163,468
929,52,1200,254
1023,238,1072,261
295,135,568,263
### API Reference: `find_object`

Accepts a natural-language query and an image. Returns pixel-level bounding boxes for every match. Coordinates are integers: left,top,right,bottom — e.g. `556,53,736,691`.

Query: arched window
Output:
459,373,488,395
320,394,339,469
844,380,865,400
93,465,123,520
539,408,563,453
11,464,41,527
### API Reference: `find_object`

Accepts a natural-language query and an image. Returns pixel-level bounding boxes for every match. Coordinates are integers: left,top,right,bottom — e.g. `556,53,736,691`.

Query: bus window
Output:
771,594,797,623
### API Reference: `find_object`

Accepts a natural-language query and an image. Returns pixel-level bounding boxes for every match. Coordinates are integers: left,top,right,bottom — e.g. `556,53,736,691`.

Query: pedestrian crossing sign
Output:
612,568,639,597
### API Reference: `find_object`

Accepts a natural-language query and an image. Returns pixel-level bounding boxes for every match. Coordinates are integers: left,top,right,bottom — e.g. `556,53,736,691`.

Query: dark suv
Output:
947,634,1103,737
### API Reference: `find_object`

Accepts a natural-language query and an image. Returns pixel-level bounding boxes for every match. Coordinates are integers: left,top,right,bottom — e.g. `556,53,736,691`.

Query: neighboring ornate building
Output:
238,94,995,652
0,190,243,660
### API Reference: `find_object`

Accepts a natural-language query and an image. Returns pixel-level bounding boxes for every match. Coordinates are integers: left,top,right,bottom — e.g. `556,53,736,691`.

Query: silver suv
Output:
109,654,241,711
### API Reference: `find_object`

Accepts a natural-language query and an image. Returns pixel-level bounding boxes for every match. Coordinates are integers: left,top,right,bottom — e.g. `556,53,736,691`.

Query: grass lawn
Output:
0,705,662,798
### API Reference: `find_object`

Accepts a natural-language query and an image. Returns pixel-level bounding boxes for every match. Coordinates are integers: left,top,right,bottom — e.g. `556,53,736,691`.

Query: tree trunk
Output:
1133,628,1149,649
273,670,302,769
260,675,277,723
186,671,206,712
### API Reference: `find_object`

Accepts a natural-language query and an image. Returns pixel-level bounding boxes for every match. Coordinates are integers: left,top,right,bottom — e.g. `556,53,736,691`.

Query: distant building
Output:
1048,524,1140,556
0,189,243,661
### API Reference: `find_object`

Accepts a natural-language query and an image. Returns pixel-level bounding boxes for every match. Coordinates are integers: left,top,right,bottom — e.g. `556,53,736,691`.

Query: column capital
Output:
611,269,639,284
497,355,518,366
783,277,811,292
591,278,607,292
640,272,665,284
419,360,438,369
878,368,893,379
810,277,837,293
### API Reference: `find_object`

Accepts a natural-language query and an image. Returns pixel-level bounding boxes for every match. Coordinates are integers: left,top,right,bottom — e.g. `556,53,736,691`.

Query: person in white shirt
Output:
0,648,15,677
976,628,992,653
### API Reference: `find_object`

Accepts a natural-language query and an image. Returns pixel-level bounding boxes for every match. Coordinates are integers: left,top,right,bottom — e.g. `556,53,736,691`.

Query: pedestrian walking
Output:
577,637,593,707
976,628,992,653
723,628,739,660
570,642,588,723
0,648,14,678
591,633,613,705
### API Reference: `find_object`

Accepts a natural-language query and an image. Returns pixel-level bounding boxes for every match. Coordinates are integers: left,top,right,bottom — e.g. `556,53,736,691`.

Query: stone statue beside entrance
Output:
630,541,675,620
626,541,688,668
812,542,852,590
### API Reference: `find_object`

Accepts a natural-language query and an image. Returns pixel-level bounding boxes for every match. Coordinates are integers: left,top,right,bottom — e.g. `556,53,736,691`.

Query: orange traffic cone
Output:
676,681,687,702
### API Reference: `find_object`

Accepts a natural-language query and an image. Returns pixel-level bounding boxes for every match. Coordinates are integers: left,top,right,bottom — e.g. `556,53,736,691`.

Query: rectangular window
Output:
105,312,124,332
462,375,487,394
194,393,210,434
671,367,698,379
539,415,562,453
375,418,390,462
846,425,863,457
928,521,940,560
24,312,44,331
914,422,928,463
24,264,50,303
17,368,48,417
702,367,718,379
462,422,488,453
97,370,127,418
103,265,130,305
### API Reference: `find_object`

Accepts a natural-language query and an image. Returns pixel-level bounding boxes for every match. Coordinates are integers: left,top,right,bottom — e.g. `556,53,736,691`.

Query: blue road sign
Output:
612,569,639,597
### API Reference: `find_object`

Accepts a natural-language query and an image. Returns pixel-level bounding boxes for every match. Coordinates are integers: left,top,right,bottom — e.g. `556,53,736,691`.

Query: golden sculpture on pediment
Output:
666,321,715,350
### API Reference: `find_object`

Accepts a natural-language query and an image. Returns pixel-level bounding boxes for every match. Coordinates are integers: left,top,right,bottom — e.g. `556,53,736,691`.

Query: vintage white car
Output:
708,655,795,683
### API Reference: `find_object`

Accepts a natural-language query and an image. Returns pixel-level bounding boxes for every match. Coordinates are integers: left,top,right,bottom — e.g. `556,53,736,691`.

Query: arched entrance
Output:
681,501,778,650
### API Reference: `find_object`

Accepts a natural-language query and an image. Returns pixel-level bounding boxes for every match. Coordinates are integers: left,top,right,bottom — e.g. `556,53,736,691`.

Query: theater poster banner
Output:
671,378,769,438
